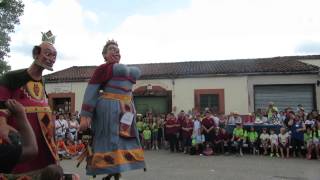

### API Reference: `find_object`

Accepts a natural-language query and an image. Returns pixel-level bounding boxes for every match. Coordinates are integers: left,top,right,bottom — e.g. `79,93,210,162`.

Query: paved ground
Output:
61,150,320,180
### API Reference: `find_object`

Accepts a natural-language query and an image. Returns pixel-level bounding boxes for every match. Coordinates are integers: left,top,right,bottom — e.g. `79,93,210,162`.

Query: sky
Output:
5,0,320,72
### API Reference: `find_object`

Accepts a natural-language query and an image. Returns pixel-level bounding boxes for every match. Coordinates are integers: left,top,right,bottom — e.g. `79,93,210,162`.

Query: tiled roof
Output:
44,55,320,83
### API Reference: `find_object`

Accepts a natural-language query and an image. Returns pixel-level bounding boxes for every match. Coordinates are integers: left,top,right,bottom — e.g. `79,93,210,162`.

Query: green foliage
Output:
0,0,24,74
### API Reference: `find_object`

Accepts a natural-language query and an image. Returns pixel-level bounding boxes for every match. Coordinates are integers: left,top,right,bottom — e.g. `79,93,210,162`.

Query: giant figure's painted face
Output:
35,42,57,71
104,44,121,64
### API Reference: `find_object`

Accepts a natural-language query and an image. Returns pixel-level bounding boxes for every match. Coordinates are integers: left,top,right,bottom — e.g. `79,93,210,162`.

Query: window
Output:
200,94,219,112
194,89,225,114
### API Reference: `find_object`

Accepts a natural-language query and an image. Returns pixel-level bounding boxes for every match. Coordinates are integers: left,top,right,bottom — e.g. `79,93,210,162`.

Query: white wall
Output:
135,76,249,115
45,73,320,115
45,82,88,112
300,59,320,67
247,74,320,112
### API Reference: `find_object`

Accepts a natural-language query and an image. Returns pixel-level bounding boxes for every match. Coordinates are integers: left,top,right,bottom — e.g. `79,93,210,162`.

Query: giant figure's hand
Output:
79,116,92,131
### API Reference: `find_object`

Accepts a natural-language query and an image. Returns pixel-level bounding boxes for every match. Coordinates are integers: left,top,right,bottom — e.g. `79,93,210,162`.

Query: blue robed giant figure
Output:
80,40,146,179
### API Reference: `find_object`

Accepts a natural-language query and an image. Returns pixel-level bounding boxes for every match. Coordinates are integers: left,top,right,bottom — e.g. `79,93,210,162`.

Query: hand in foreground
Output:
5,99,26,119
0,117,18,144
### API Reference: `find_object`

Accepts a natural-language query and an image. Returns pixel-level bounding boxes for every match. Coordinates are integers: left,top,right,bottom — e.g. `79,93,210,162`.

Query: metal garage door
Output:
254,85,315,112
134,96,168,115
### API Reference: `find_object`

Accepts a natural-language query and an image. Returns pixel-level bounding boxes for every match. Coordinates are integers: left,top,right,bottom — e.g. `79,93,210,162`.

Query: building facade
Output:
44,55,320,115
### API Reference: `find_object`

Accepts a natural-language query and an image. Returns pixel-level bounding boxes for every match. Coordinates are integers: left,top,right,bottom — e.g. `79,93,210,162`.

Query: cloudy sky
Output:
5,0,320,72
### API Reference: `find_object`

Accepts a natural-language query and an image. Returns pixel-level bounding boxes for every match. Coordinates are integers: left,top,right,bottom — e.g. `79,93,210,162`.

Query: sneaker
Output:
270,153,274,157
276,153,280,158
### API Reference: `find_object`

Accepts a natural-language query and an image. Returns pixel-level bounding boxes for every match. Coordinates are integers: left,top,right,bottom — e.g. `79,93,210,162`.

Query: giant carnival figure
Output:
0,31,59,174
80,40,146,180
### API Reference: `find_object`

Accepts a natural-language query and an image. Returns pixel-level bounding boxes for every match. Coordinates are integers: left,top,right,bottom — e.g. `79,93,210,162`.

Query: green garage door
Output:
134,96,168,115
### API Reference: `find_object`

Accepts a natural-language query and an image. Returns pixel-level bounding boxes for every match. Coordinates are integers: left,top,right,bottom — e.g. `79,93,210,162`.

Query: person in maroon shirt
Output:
213,128,231,154
202,111,216,146
181,114,194,154
177,110,186,151
165,113,180,152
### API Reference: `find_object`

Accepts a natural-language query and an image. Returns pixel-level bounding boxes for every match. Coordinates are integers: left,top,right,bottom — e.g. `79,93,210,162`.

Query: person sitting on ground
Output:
260,128,270,155
278,127,290,159
269,129,280,157
231,122,245,156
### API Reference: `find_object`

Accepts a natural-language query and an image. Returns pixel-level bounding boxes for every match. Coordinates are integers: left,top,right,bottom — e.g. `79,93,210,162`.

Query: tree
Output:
0,0,24,75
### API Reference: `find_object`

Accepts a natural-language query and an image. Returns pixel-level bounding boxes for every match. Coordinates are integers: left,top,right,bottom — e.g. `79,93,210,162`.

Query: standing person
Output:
192,113,203,155
68,114,80,142
55,114,68,140
202,111,216,147
181,114,194,154
142,126,152,150
0,31,59,173
79,40,145,179
165,113,180,153
289,114,306,158
151,118,159,150
177,110,186,151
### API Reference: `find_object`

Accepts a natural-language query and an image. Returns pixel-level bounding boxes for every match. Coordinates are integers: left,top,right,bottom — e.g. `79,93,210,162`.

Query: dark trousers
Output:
167,133,179,152
292,138,303,156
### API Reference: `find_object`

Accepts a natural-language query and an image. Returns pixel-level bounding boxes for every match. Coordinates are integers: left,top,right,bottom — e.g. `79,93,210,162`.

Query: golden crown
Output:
105,39,118,47
41,30,55,44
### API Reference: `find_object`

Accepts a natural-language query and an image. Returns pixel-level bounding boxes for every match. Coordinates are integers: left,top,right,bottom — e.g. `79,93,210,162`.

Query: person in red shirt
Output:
202,111,216,146
181,114,194,154
177,110,186,151
165,113,180,152
214,128,231,154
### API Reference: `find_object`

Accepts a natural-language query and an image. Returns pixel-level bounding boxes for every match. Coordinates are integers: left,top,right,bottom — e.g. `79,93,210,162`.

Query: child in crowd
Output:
143,126,152,150
245,126,258,155
190,113,203,155
304,126,319,159
269,129,280,157
260,128,270,155
278,127,290,158
231,122,245,156
152,118,159,150
136,115,144,146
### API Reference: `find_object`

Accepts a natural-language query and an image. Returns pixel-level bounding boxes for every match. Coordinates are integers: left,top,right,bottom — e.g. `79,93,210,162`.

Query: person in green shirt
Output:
304,126,319,159
152,118,159,150
231,123,244,156
245,126,259,155
143,126,152,150
136,116,144,145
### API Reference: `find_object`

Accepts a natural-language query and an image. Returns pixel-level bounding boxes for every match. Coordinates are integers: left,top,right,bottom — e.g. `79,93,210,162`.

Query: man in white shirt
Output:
55,114,68,140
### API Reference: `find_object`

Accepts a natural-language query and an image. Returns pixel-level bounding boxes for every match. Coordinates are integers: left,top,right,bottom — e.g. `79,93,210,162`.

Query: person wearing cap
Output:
0,31,59,173
267,102,278,121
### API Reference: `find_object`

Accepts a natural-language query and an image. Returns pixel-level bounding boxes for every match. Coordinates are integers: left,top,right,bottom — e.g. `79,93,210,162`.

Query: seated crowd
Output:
138,103,320,160
54,111,85,159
